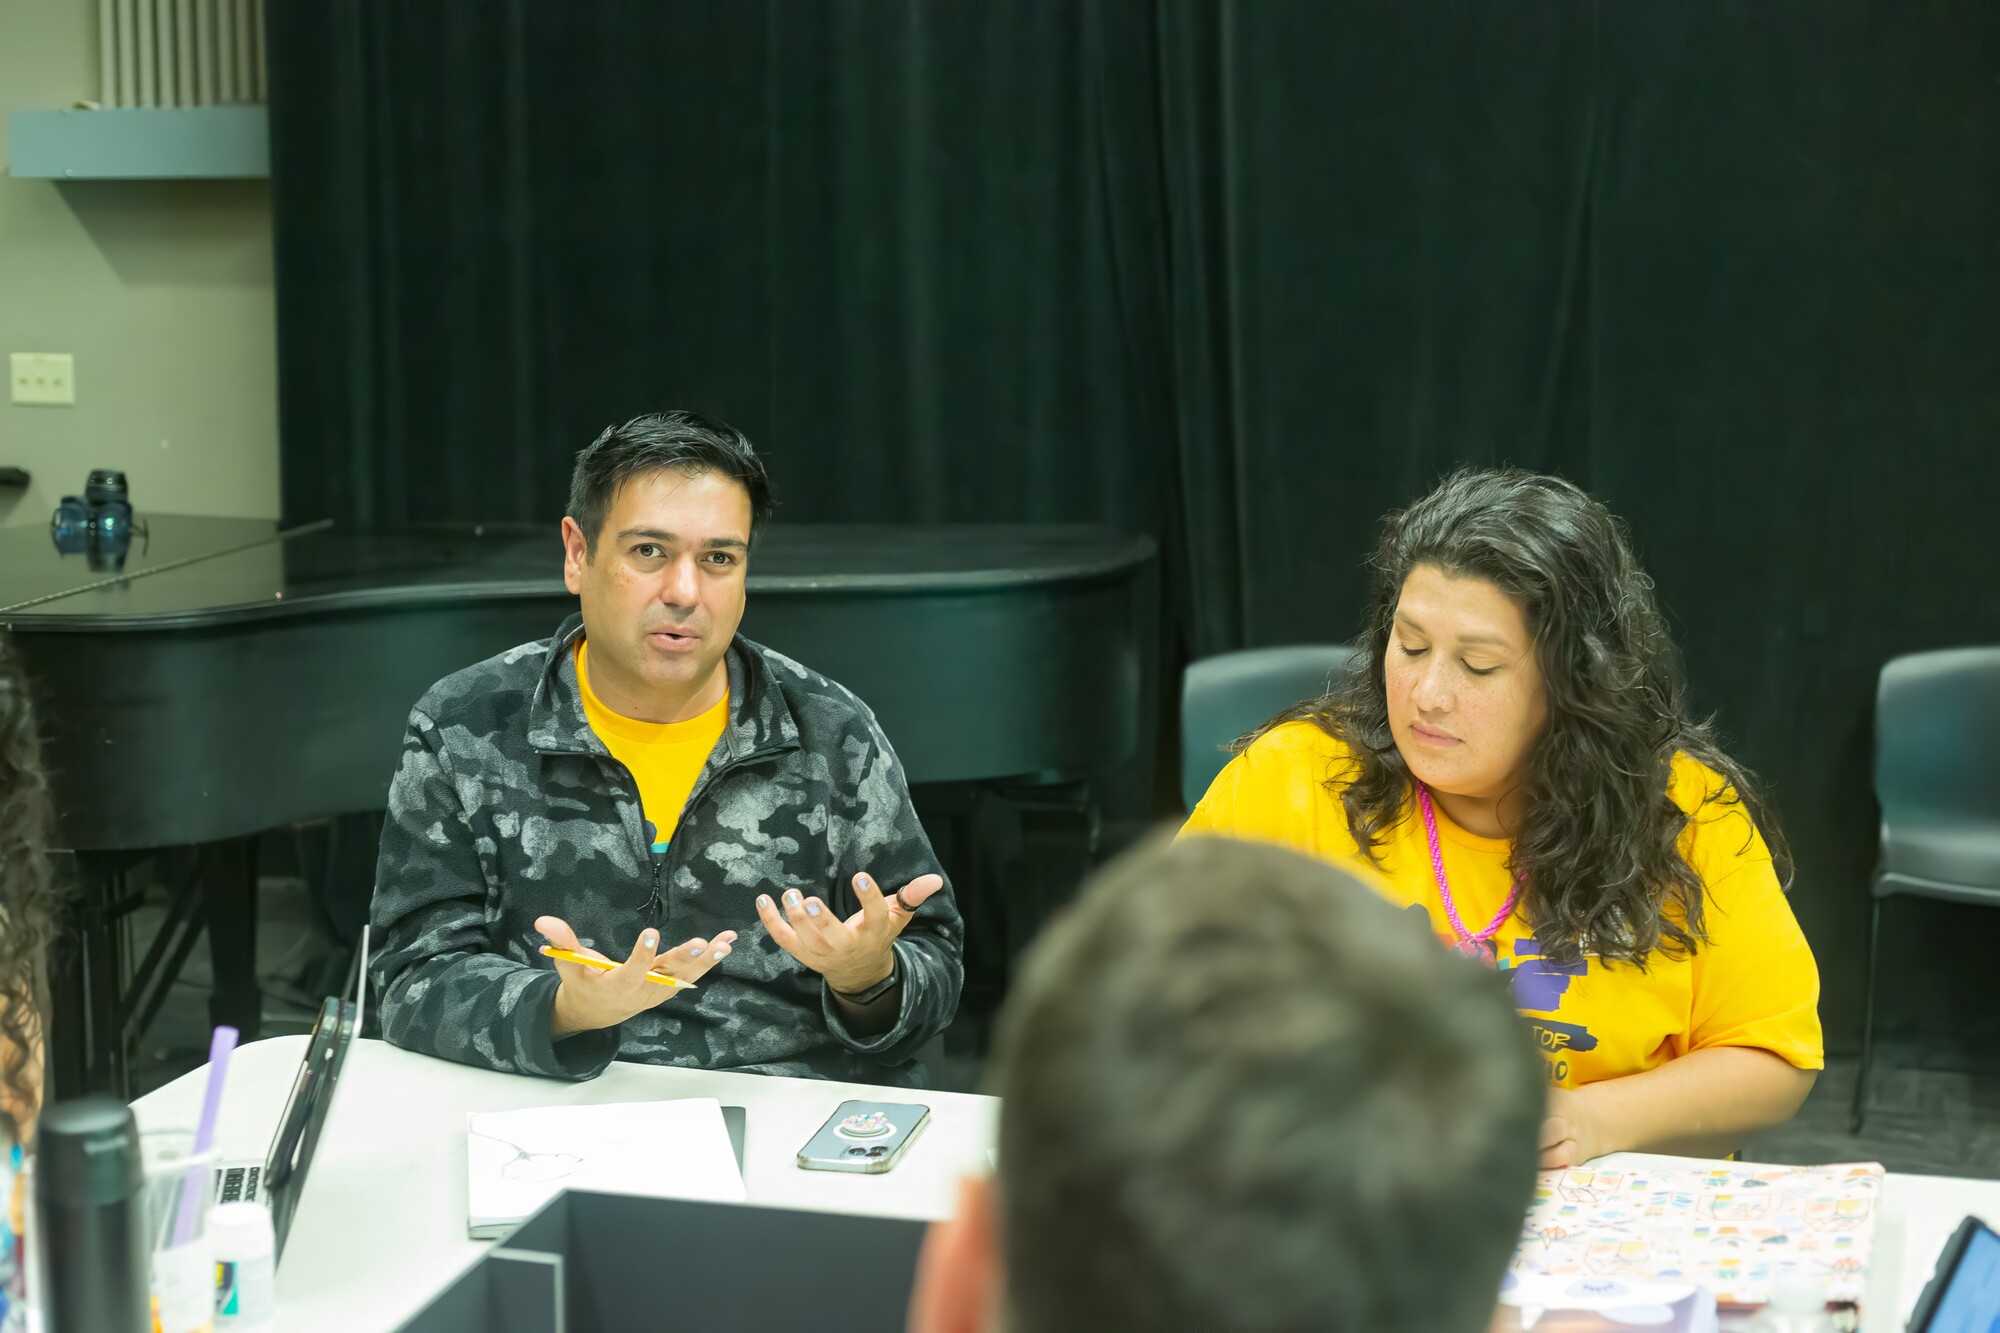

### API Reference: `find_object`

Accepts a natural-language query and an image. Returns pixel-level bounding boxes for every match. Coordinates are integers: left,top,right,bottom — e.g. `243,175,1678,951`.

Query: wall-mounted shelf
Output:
7,106,267,180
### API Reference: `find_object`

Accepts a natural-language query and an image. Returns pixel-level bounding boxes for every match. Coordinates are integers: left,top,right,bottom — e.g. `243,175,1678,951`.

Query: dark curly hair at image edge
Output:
0,644,59,1138
1251,468,1792,969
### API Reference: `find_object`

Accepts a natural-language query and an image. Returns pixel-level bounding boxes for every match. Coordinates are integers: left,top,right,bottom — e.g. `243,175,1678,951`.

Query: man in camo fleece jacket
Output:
369,411,962,1086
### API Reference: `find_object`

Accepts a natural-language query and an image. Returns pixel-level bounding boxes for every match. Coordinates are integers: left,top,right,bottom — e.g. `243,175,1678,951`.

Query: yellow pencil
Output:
539,945,695,989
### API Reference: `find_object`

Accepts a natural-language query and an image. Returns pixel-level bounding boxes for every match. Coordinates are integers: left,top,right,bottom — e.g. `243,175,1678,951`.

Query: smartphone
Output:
797,1099,931,1174
1908,1215,2000,1333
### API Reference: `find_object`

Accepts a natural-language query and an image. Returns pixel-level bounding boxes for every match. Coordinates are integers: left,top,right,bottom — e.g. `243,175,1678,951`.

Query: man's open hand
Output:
539,915,735,1039
755,872,942,994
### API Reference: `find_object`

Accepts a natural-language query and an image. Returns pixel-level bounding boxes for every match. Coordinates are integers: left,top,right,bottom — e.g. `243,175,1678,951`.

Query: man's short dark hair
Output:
567,411,774,554
992,836,1543,1333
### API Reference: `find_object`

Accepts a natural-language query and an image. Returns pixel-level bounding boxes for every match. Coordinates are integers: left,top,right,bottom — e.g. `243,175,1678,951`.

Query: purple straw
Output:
170,1025,238,1249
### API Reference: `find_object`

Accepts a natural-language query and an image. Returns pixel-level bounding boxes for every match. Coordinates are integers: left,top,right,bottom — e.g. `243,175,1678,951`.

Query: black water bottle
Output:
33,1096,152,1333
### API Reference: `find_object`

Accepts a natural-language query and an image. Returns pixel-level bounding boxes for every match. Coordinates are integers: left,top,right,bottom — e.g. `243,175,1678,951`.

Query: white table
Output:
131,1037,1000,1333
132,1039,1998,1333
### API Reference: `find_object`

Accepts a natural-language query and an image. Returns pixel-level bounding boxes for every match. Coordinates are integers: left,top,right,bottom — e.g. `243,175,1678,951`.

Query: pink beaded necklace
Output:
1415,783,1523,964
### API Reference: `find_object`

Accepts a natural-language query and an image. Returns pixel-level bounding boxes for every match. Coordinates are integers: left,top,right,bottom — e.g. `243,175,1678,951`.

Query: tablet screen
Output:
1924,1223,2000,1333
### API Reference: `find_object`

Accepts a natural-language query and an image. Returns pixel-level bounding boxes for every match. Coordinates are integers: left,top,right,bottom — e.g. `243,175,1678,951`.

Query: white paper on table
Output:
465,1097,745,1238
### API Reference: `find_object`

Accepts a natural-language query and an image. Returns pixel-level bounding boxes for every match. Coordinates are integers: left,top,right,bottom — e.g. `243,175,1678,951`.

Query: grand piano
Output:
0,516,1157,1096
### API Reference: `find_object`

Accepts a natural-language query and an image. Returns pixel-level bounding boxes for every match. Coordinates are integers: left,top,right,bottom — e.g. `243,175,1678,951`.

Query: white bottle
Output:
1750,1273,1837,1332
210,1200,277,1331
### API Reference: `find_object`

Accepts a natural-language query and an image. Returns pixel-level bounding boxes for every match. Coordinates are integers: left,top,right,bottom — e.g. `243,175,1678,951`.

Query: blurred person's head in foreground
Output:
910,833,1544,1333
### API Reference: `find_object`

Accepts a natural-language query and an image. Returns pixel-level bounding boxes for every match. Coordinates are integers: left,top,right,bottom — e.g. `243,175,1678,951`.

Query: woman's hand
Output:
1538,1050,1817,1168
1540,1085,1605,1169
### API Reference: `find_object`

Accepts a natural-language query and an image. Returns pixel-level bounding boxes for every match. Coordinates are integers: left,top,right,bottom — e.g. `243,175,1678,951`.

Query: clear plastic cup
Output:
141,1130,222,1333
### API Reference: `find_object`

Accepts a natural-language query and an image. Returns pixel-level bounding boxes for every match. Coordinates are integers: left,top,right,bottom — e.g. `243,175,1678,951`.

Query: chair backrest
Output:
1181,644,1364,810
1876,647,2000,824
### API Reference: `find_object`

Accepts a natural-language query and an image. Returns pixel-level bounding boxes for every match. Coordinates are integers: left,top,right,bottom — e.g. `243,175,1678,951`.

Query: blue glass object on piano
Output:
49,469,145,572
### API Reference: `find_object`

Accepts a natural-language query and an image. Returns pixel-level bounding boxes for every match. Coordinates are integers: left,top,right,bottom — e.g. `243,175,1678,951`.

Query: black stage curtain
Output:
268,2,2000,1044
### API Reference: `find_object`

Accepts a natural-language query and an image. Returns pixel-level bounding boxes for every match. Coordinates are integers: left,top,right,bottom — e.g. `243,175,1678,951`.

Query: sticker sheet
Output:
1510,1162,1885,1307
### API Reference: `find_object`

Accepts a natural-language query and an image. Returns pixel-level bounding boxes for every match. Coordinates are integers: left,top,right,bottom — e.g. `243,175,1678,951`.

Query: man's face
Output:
560,467,753,719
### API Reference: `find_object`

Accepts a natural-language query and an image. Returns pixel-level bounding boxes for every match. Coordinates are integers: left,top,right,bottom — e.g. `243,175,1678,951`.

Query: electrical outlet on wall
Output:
11,353,76,406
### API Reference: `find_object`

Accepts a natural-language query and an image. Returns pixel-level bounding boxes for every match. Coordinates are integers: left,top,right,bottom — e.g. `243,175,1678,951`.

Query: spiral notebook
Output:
465,1098,748,1239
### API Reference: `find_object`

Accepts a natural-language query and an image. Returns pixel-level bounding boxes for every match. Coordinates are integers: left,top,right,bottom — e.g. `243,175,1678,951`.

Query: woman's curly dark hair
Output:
0,640,60,1138
1256,468,1790,969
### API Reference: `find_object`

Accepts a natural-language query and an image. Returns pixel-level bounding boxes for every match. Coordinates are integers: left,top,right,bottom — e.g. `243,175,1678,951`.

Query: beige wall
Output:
0,0,280,529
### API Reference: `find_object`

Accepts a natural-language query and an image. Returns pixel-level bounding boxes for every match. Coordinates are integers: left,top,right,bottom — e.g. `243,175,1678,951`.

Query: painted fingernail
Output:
689,947,705,958
758,895,772,911
858,874,874,891
642,931,658,948
805,900,822,917
785,890,803,908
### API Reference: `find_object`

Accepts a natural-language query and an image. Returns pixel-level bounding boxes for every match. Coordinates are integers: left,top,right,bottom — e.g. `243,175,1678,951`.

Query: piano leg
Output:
913,779,1101,1059
46,853,90,1101
198,837,262,1041
91,860,132,1095
46,843,263,1100
46,852,133,1097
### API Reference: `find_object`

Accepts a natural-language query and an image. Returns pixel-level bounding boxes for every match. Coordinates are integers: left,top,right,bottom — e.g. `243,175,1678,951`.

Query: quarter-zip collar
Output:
526,612,801,768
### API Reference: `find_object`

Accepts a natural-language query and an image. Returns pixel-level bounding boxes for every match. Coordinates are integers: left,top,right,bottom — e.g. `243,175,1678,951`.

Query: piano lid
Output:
2,516,1154,630
0,514,293,614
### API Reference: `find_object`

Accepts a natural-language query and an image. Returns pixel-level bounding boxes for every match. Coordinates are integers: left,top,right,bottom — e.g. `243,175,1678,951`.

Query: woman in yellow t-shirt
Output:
1183,469,1822,1169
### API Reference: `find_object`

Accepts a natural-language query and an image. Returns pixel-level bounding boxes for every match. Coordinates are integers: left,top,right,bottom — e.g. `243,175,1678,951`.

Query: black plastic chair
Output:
1180,644,1363,811
1852,646,2000,1131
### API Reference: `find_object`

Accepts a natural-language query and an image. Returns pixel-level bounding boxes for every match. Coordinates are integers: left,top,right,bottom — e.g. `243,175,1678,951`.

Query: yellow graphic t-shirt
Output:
576,641,728,855
1181,721,1824,1088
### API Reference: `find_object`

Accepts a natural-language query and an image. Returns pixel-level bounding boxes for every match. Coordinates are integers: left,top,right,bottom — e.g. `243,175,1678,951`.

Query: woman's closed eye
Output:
1399,642,1495,676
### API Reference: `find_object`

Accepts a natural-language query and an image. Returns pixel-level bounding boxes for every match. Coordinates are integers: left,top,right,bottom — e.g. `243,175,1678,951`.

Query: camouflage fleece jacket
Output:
369,612,963,1087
